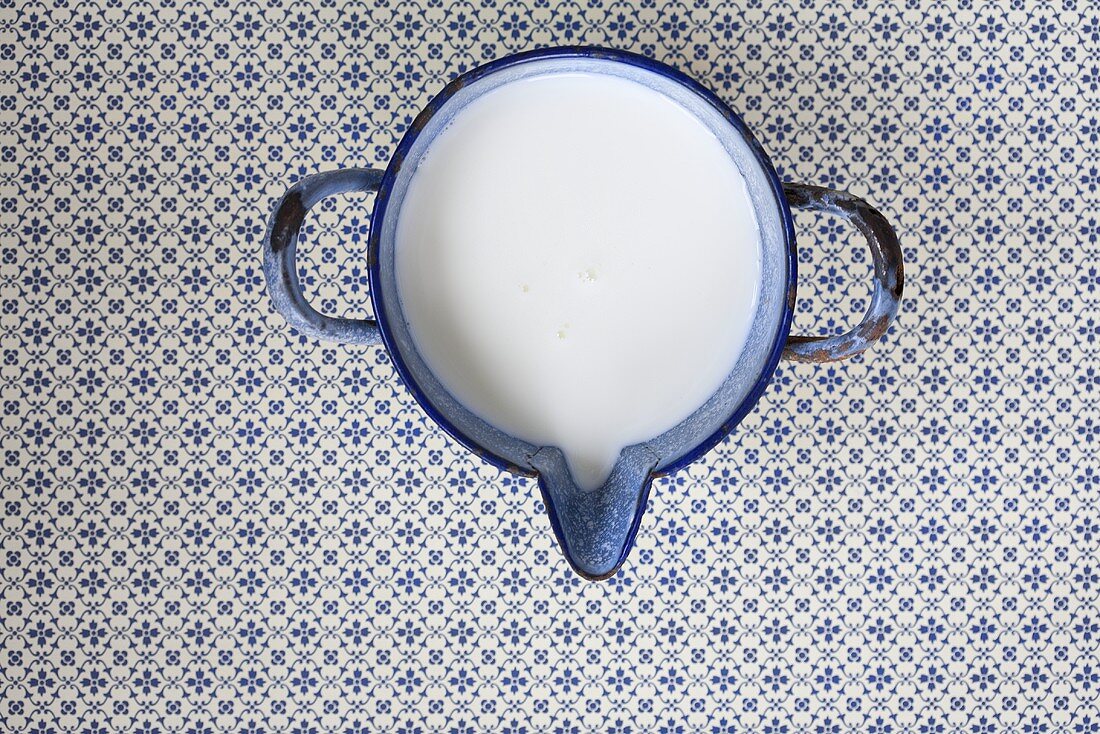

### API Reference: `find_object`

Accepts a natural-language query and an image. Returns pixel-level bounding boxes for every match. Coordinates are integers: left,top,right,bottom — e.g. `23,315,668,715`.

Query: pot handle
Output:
263,168,384,345
782,183,904,363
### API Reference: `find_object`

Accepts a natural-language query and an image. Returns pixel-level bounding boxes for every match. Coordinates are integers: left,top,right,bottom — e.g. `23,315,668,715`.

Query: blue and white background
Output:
3,0,1098,730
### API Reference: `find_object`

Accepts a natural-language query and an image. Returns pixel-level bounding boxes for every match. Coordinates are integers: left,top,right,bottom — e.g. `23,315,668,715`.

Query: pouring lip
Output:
367,45,797,485
529,444,661,581
541,473,651,581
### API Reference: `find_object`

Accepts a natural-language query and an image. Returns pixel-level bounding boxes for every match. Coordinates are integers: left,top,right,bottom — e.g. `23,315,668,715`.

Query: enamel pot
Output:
263,47,904,580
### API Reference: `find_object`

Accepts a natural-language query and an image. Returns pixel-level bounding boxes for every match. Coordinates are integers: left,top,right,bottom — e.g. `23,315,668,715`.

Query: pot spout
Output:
529,445,659,580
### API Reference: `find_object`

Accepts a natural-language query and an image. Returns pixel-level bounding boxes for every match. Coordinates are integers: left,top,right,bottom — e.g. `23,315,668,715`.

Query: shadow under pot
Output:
263,47,904,580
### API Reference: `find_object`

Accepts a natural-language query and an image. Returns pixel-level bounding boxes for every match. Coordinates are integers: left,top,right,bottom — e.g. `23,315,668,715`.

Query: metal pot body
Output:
263,47,903,579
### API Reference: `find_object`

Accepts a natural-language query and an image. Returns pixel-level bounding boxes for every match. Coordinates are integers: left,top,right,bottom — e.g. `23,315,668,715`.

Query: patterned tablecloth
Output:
3,0,1096,730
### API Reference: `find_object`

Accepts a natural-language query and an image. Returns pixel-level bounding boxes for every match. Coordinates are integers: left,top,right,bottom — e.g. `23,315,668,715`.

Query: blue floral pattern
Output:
2,0,1098,730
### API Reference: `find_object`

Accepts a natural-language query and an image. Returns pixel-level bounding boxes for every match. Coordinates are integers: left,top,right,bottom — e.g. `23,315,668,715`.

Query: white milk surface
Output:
395,72,762,490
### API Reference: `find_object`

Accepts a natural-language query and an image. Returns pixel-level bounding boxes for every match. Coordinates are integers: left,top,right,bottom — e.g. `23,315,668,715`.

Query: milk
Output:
395,72,762,490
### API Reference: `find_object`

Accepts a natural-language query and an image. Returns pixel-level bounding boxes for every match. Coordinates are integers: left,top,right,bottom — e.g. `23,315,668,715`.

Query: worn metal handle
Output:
263,168,384,345
782,183,904,363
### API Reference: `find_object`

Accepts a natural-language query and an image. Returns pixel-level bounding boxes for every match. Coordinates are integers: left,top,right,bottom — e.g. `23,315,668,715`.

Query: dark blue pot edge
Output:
366,44,799,519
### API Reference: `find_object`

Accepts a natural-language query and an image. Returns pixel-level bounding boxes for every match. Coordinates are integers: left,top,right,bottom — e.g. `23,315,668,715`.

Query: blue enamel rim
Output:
366,45,797,484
